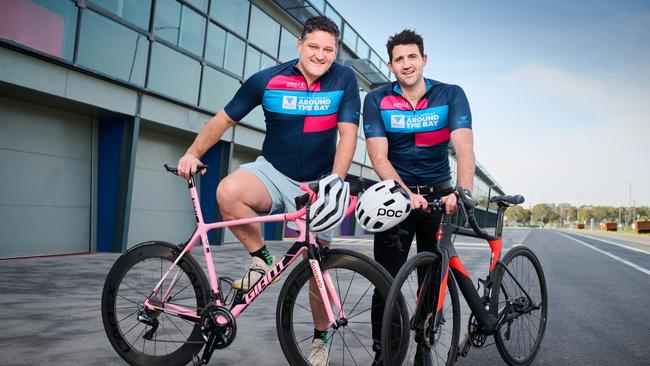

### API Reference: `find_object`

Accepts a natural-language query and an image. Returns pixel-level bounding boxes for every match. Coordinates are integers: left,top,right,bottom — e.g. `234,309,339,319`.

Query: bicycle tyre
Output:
491,246,548,366
276,248,405,366
101,241,210,366
382,252,460,366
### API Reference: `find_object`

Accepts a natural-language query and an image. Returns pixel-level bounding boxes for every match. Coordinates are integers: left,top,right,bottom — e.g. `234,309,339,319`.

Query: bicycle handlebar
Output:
427,188,491,239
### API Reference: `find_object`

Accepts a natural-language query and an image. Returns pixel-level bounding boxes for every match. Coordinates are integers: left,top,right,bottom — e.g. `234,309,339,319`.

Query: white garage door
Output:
0,96,92,258
127,129,197,247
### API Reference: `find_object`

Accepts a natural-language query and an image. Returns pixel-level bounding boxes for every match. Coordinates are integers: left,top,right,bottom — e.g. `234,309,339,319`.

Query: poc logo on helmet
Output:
377,208,403,217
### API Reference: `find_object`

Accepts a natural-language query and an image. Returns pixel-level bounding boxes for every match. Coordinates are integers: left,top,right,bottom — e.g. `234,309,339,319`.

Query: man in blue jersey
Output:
177,16,360,365
364,30,476,365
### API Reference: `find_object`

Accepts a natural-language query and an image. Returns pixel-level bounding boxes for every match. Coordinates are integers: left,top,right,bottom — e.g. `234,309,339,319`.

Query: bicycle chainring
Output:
467,314,487,347
200,303,237,350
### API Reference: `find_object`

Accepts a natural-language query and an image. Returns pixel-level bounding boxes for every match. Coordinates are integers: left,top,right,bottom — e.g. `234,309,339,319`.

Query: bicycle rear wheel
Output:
101,241,210,366
382,252,460,366
491,246,547,366
276,249,406,366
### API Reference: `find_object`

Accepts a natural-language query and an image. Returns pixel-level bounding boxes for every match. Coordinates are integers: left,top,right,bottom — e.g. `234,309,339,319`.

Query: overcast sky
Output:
328,0,650,207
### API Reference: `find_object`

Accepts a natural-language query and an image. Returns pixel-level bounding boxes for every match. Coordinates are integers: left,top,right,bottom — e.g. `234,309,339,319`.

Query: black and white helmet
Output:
309,174,350,232
355,180,411,232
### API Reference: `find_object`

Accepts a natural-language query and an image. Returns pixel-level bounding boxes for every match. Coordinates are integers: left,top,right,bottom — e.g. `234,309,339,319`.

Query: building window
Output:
184,0,208,13
0,0,77,60
154,0,206,57
209,0,249,37
148,42,201,104
200,66,240,111
324,4,342,32
77,10,149,85
89,0,152,30
356,39,369,59
278,28,297,62
248,5,280,58
206,21,245,76
244,45,276,79
342,22,357,51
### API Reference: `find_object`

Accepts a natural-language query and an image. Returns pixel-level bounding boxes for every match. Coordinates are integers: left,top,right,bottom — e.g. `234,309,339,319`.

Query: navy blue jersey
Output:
224,60,360,182
363,79,472,185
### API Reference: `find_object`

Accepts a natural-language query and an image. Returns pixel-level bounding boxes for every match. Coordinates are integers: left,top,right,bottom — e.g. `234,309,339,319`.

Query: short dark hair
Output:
386,29,424,61
301,16,340,43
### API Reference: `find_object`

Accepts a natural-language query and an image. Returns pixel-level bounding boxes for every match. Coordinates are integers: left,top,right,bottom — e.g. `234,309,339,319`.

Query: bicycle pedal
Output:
460,337,471,357
192,354,206,365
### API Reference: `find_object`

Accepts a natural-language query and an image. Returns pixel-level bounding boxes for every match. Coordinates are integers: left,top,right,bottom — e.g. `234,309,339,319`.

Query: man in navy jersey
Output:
177,16,360,365
364,30,476,365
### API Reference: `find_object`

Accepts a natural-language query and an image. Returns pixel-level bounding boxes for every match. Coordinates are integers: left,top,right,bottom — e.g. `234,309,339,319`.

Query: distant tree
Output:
532,204,560,224
505,205,531,224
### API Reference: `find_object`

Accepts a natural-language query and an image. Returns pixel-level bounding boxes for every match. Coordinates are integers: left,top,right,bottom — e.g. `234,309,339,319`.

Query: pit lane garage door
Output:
0,96,92,258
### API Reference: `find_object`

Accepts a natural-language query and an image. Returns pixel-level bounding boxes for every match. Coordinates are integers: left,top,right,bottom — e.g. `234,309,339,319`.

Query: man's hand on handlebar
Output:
408,191,429,211
440,192,458,214
177,153,205,180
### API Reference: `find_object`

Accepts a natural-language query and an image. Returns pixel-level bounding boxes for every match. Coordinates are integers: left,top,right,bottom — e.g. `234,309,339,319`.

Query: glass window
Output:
307,0,325,13
244,46,260,80
200,66,240,111
223,33,245,76
342,22,357,51
248,6,280,57
279,28,297,62
89,0,152,30
0,0,77,60
244,46,277,79
184,0,208,13
210,0,249,37
324,4,342,32
370,51,382,68
77,10,149,85
149,42,201,104
205,22,227,67
154,0,206,56
356,39,369,59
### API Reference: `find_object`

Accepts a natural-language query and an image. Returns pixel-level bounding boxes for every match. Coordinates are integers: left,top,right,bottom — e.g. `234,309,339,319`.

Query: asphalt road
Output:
0,228,648,365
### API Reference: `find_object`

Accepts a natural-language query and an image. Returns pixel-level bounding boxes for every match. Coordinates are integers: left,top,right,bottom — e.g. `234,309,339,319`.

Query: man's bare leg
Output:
216,170,272,252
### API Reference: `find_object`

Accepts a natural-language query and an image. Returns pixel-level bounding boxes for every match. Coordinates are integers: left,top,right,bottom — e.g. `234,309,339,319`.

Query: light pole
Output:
618,179,632,229
576,191,582,227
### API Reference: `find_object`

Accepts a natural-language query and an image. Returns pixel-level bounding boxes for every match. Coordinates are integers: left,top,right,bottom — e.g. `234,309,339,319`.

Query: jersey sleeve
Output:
223,71,265,121
336,67,361,124
362,92,386,138
448,85,472,131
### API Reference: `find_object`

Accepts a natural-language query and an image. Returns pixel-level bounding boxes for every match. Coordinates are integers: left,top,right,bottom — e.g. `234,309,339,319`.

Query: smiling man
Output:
363,29,476,365
177,16,360,366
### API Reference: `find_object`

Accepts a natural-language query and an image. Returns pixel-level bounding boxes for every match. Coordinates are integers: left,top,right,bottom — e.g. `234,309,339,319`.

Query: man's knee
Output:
216,178,239,210
216,171,272,214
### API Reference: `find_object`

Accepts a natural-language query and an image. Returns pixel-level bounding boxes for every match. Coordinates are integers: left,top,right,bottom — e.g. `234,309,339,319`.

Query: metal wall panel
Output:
126,129,196,247
0,96,91,257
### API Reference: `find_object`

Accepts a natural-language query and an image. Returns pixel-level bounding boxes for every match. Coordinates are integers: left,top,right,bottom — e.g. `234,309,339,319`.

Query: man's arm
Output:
331,123,357,179
366,137,429,209
178,109,236,179
450,128,475,190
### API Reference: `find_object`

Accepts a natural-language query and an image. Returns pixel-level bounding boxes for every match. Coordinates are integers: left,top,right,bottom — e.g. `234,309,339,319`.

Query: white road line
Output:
563,232,650,255
556,232,650,276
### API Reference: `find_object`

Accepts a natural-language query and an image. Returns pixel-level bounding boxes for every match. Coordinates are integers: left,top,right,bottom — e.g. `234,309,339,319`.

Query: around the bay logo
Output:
390,114,405,128
282,95,297,110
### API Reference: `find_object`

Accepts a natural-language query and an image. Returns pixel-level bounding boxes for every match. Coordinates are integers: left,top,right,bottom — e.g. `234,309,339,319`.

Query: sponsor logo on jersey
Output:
282,95,298,110
391,114,405,128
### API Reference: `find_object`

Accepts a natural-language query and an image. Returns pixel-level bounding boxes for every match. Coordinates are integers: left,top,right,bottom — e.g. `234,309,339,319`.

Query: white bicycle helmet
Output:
309,174,350,232
355,180,411,232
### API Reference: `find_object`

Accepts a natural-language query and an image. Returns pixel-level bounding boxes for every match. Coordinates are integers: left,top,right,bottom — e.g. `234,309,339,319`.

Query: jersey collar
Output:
392,78,432,96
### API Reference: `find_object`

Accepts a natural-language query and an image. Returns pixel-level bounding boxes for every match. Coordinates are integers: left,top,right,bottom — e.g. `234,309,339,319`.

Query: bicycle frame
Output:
142,174,356,328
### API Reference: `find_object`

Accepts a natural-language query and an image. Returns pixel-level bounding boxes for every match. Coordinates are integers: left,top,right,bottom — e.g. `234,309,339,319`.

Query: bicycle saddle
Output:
489,195,525,206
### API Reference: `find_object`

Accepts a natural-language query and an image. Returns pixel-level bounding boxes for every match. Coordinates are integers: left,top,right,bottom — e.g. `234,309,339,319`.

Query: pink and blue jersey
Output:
363,79,472,185
224,60,360,182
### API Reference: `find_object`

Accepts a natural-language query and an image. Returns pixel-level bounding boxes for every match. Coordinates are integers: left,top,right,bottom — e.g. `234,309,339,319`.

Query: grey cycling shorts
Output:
238,156,333,242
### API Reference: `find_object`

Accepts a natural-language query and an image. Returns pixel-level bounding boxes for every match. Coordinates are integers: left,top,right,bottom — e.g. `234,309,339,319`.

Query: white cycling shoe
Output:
232,256,279,292
307,338,330,366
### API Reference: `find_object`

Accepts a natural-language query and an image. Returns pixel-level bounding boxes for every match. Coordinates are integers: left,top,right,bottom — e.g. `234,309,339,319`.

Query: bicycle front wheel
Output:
382,252,460,366
101,241,210,366
276,249,403,366
491,246,548,366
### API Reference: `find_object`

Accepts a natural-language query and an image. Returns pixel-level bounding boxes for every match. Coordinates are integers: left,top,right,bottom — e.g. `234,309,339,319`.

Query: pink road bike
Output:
101,164,405,366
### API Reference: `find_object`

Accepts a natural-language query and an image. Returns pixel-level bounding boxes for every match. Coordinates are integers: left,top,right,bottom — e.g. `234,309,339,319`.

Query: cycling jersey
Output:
224,60,360,182
363,79,472,185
